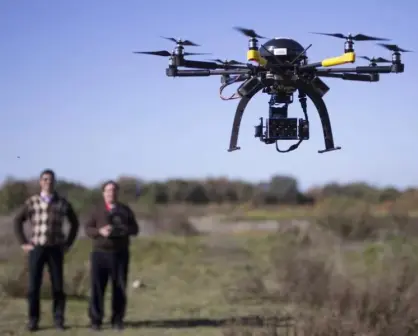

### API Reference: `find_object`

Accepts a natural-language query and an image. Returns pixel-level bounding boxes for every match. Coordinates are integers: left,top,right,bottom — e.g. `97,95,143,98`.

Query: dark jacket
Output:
14,193,80,248
84,202,139,252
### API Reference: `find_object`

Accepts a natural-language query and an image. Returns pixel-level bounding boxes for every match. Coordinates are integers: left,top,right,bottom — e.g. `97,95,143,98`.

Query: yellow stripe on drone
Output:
247,50,267,66
321,52,355,67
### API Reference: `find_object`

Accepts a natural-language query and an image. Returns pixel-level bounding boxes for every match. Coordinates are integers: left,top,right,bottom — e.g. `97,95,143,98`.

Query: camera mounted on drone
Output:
134,29,410,154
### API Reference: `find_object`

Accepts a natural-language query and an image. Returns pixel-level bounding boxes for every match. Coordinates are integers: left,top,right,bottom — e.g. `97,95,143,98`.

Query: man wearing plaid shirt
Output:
14,169,80,332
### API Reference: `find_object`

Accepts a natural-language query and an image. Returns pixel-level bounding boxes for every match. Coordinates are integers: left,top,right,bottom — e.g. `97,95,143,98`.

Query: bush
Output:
294,253,418,336
0,259,90,300
313,197,418,241
226,217,418,335
143,208,200,236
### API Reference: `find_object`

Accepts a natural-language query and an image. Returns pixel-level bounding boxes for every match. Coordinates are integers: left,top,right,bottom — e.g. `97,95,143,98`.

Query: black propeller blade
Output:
311,32,390,41
359,56,391,63
133,50,171,57
160,36,200,46
377,43,413,53
133,50,211,57
233,27,266,39
209,58,245,66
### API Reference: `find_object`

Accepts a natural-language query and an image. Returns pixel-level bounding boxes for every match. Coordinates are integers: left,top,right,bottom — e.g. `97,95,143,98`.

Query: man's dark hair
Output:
40,169,56,180
101,180,119,192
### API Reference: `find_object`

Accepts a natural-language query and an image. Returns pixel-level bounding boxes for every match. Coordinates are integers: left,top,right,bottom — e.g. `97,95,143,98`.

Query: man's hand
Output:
99,225,112,237
21,244,34,253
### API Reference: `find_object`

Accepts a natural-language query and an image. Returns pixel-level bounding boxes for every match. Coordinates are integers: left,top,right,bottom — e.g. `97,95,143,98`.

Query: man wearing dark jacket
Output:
84,180,139,331
14,169,80,332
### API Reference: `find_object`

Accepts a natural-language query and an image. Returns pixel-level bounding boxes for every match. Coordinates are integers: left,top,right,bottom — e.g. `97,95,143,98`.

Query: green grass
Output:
2,231,416,335
224,206,312,222
0,234,289,336
226,208,418,223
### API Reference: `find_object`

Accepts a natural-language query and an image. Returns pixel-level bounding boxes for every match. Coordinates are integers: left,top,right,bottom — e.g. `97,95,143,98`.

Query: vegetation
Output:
0,174,416,216
1,187,418,335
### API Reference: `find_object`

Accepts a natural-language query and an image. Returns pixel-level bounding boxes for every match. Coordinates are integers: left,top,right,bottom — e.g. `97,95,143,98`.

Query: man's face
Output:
39,173,55,193
103,183,118,204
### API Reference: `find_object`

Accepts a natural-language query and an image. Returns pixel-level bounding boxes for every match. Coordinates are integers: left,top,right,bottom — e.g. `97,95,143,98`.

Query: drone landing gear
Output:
318,146,342,154
300,80,341,154
227,79,341,154
228,91,260,152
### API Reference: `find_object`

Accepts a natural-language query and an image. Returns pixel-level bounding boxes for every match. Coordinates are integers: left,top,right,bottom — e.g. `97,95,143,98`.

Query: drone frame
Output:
136,32,406,154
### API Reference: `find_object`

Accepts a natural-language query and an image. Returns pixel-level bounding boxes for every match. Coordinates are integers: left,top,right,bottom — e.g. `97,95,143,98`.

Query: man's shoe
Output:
55,321,65,330
27,321,39,332
112,322,124,331
90,323,102,331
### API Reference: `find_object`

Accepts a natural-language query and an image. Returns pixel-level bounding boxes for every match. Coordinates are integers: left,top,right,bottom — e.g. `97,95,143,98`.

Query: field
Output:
2,226,291,336
1,202,418,336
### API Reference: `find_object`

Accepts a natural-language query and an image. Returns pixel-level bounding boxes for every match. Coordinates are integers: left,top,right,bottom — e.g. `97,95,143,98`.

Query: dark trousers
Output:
27,245,66,324
88,249,130,325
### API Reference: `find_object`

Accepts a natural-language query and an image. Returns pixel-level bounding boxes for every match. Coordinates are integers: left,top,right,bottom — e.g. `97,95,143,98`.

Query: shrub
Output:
143,208,200,236
0,259,90,300
225,218,418,335
294,254,418,336
312,197,416,241
273,227,418,335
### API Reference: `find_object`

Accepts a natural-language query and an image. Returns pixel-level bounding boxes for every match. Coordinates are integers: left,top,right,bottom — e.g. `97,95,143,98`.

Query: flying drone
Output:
134,29,411,154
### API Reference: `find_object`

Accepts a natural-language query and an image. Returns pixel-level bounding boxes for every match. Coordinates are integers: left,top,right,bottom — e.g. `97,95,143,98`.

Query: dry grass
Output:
221,213,418,336
1,207,418,335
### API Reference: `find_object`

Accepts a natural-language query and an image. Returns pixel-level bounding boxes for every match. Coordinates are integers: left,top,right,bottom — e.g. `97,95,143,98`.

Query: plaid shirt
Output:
14,193,80,247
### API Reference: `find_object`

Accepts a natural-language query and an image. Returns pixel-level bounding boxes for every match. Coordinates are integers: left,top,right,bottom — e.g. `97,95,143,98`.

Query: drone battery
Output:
311,77,330,97
266,118,298,140
237,77,263,97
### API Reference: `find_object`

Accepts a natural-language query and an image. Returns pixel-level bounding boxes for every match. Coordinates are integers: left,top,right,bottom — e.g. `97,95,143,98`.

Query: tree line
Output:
0,174,413,215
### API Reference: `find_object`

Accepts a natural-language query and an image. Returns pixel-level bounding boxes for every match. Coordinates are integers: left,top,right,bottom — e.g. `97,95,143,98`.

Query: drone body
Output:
134,29,410,154
259,37,305,62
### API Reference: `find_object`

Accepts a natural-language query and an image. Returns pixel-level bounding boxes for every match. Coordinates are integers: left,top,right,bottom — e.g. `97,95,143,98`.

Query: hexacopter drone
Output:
135,27,411,154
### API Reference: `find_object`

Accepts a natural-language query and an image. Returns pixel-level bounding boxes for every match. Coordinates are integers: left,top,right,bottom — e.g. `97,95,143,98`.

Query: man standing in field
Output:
84,180,139,331
13,169,80,332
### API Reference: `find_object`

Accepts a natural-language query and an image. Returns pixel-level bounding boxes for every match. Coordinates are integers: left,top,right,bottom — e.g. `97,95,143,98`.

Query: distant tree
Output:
0,177,30,213
379,187,401,202
0,173,413,215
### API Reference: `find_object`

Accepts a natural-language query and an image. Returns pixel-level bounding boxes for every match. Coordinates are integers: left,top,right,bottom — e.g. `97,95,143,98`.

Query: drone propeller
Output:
209,58,245,66
133,50,210,57
160,36,200,46
359,56,391,63
233,27,266,39
377,43,413,53
311,32,390,41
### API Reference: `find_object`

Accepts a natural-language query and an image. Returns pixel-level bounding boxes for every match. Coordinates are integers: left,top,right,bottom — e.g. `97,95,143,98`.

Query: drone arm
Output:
315,64,403,74
166,67,252,77
247,50,267,66
321,52,355,67
317,72,379,82
317,66,391,74
181,59,222,69
301,52,355,69
180,59,253,70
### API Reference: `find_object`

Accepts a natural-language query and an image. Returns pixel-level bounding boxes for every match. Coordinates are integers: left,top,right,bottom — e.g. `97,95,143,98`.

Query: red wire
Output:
219,77,241,101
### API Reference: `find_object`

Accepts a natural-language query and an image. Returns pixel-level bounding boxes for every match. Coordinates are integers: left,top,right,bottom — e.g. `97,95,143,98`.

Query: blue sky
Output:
1,0,417,190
